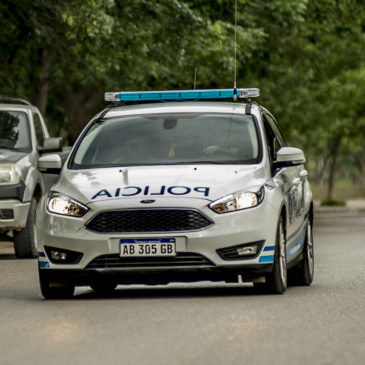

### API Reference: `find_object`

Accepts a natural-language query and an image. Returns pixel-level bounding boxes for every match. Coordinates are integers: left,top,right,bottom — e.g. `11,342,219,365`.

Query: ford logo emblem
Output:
140,199,155,204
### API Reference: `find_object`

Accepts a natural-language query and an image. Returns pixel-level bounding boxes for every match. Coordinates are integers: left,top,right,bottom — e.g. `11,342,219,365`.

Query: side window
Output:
263,113,287,161
33,113,45,148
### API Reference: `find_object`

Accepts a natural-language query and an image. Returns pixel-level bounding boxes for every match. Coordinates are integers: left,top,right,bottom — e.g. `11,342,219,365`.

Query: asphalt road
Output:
1,212,365,365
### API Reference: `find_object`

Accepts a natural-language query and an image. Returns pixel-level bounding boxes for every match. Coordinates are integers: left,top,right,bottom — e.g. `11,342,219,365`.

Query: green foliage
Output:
0,0,364,195
320,199,346,207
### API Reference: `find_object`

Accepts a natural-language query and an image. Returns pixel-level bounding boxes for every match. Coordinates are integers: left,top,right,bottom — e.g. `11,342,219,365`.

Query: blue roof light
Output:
105,88,259,102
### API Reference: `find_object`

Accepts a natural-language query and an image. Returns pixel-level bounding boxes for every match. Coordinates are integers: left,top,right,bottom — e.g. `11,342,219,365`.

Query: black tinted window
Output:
72,113,260,168
0,111,31,150
263,113,287,161
33,113,45,147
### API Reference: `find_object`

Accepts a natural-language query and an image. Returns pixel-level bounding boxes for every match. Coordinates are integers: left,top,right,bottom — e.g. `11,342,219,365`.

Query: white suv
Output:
0,98,63,258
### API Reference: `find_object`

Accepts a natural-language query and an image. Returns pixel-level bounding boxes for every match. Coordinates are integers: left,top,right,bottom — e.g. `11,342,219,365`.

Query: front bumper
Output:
37,264,274,286
0,199,30,230
36,196,280,285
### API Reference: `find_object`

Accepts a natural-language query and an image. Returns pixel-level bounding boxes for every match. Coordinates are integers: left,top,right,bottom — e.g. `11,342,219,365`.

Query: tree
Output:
1,0,364,200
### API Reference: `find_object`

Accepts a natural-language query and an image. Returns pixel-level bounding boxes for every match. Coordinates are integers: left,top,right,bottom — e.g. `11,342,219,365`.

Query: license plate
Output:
120,238,176,257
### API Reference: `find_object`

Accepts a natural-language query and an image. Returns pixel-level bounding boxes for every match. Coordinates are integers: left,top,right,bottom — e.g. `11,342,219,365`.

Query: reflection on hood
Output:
0,149,27,163
54,164,267,204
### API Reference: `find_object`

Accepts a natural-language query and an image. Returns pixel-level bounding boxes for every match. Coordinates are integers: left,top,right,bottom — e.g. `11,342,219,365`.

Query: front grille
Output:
85,253,214,269
0,209,14,220
85,209,213,233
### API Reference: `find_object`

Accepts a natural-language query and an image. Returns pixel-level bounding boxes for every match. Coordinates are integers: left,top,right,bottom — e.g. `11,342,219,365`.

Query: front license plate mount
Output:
120,238,176,257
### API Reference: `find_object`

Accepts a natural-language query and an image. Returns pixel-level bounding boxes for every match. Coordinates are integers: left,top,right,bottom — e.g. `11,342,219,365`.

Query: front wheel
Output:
39,269,75,299
90,280,118,293
257,217,287,294
289,217,314,286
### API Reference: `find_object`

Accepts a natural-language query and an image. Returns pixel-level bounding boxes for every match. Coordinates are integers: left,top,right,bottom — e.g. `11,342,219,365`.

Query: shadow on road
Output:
71,283,282,301
0,253,17,260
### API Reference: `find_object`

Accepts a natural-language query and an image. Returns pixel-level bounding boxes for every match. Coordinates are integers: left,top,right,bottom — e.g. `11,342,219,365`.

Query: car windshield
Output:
71,112,260,168
0,111,31,150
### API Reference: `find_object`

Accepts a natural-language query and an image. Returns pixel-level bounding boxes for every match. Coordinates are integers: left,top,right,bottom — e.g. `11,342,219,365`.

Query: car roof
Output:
103,101,255,119
0,103,39,113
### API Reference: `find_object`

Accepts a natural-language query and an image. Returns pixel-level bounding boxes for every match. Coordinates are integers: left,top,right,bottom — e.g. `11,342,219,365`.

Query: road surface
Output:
0,211,364,365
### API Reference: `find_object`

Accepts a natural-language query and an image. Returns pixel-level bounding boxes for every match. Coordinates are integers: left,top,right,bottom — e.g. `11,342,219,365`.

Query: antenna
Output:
234,0,237,91
194,67,197,90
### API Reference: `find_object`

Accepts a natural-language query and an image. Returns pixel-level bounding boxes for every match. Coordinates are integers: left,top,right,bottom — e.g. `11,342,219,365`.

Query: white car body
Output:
0,99,64,258
36,98,314,298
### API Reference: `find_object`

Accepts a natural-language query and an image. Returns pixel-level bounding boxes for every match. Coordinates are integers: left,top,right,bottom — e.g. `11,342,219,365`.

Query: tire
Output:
258,217,287,294
90,280,118,293
14,197,38,259
288,217,314,286
39,268,75,299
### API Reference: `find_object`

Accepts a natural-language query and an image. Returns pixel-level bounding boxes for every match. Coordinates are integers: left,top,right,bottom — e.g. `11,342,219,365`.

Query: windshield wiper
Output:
165,161,240,165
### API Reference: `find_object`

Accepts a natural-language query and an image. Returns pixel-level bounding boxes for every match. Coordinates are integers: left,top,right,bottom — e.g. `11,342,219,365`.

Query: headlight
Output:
47,192,89,217
0,164,21,185
209,187,264,214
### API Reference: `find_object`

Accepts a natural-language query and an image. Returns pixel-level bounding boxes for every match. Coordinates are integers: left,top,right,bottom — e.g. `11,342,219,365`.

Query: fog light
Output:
216,240,265,260
44,246,83,264
237,245,258,256
51,250,67,260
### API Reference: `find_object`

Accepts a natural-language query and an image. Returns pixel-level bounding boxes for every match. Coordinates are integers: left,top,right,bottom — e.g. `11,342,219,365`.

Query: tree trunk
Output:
62,87,104,144
355,148,365,186
326,135,342,201
33,49,51,116
312,156,328,186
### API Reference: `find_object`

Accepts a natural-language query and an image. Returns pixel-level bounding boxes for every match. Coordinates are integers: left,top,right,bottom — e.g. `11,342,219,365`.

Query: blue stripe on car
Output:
259,255,274,263
39,261,50,269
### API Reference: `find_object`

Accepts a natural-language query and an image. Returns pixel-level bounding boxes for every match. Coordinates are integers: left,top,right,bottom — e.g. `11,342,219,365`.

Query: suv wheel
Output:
39,269,75,299
14,197,38,259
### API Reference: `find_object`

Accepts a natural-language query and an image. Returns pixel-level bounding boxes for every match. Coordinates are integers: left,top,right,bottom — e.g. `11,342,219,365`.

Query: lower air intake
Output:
85,253,214,269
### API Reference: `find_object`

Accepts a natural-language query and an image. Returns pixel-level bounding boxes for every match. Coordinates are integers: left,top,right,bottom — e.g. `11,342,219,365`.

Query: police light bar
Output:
104,88,260,102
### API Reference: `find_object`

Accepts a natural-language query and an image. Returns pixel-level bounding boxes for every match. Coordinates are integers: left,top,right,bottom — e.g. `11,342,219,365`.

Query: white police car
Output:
36,88,314,298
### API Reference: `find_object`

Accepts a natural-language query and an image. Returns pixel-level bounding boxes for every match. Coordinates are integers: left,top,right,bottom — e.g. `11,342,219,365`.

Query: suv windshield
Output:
71,113,260,168
0,111,31,150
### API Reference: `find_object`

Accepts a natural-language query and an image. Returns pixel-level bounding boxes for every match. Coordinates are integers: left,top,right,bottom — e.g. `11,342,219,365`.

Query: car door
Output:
262,112,307,261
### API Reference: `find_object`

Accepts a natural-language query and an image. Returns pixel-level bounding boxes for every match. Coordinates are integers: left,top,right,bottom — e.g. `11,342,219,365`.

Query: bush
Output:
320,199,346,207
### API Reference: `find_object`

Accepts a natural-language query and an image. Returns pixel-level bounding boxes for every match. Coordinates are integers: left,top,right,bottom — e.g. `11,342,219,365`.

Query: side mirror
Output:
38,154,62,174
275,147,306,168
41,137,63,153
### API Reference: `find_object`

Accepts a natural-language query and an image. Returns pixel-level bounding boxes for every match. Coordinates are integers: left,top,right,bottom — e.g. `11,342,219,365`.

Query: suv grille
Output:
85,209,213,233
85,253,214,269
0,209,14,220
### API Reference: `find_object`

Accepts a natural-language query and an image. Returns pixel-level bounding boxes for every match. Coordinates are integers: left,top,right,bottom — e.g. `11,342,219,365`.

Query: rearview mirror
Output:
41,137,63,153
275,147,306,168
38,154,62,174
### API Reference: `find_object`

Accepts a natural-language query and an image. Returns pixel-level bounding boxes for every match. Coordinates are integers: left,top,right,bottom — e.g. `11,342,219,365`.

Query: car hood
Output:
0,149,28,163
54,164,268,205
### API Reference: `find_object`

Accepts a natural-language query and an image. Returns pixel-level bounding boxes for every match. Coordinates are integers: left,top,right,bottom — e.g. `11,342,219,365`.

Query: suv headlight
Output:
0,164,21,185
47,192,89,217
209,187,264,214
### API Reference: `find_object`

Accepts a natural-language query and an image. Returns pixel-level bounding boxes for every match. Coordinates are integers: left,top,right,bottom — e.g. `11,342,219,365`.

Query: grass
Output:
310,184,365,201
320,199,346,207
